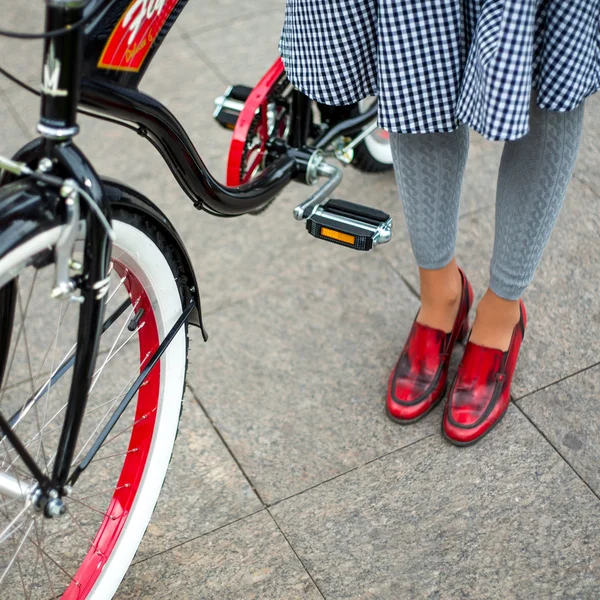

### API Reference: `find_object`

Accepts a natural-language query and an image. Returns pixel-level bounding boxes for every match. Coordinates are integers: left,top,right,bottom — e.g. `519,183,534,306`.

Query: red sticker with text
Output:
98,0,179,72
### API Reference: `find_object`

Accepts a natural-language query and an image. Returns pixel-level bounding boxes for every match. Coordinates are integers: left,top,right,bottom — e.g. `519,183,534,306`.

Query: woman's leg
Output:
470,92,585,350
389,124,470,332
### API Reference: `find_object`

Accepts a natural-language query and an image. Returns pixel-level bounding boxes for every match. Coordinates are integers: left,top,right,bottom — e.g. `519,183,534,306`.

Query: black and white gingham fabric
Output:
278,0,600,141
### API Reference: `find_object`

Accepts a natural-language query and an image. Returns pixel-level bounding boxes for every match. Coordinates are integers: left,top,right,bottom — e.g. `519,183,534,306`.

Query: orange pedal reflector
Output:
320,227,355,245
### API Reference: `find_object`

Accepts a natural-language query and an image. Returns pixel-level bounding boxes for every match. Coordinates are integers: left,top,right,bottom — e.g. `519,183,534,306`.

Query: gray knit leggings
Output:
390,91,585,300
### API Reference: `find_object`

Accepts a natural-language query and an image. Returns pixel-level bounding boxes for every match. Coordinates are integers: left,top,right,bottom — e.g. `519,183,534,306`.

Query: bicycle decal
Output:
98,0,179,72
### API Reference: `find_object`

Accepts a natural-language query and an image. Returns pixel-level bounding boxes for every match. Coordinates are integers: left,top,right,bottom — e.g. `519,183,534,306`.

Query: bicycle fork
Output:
0,0,112,515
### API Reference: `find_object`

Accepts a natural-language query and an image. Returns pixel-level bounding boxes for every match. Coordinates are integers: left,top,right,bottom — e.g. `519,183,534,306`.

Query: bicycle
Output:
0,0,394,597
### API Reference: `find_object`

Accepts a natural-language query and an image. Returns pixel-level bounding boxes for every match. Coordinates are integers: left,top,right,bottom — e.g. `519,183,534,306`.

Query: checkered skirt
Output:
278,0,600,140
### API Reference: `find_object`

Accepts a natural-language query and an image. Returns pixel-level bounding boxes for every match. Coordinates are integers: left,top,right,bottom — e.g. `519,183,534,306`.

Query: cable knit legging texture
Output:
390,91,585,300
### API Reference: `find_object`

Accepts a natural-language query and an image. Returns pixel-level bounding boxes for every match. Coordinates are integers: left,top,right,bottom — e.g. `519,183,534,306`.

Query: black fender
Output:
1,139,207,337
102,178,207,338
0,177,63,271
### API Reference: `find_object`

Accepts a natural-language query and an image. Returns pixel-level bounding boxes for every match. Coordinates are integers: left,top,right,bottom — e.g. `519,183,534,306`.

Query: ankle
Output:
417,265,463,333
419,261,463,309
475,291,520,325
469,290,521,351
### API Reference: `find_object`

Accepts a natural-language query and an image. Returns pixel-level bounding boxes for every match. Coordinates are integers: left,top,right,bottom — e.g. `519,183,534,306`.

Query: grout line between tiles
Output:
131,507,266,566
185,37,232,86
187,382,267,505
458,201,495,220
513,402,600,503
0,85,32,140
266,509,327,599
179,9,283,40
573,173,600,200
400,274,420,300
514,360,600,403
379,253,420,300
269,432,436,509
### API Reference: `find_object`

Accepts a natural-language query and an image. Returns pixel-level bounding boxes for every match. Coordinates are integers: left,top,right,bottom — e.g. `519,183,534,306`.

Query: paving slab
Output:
133,390,262,562
517,365,600,496
176,0,286,39
185,255,452,505
120,510,323,599
270,406,600,600
186,9,286,87
0,90,28,155
573,90,600,197
0,1,45,90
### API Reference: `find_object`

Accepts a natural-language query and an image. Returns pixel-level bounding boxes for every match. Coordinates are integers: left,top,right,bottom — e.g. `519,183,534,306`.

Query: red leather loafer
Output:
387,268,473,423
442,300,527,445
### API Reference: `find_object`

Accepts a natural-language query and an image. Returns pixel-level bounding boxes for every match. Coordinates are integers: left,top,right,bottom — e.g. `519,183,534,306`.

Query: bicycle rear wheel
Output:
351,98,393,173
0,207,188,599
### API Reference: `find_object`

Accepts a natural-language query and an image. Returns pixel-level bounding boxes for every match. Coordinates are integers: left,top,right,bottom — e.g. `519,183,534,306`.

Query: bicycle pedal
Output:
213,85,253,130
306,199,392,251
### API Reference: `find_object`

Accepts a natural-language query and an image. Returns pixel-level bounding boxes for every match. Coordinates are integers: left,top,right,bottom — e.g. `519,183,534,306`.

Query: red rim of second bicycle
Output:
62,262,161,599
226,57,286,186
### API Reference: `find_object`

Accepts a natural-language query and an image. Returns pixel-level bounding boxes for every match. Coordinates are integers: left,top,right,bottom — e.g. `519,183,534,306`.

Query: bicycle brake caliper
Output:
51,180,81,302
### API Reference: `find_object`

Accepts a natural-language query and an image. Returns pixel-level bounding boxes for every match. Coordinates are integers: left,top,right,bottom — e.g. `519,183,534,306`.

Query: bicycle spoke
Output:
68,368,140,467
15,552,31,600
100,407,156,450
3,300,138,476
27,533,75,591
0,271,38,411
33,298,65,473
66,507,100,556
75,481,131,503
26,518,43,600
0,504,31,544
0,511,29,545
0,519,34,587
32,516,58,600
88,304,140,394
64,496,118,520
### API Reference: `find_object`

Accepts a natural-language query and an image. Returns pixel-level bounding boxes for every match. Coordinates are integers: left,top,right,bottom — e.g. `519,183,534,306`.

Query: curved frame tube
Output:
79,81,379,216
80,80,297,216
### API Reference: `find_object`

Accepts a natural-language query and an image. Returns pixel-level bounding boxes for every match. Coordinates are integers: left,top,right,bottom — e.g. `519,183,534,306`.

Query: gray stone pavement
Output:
1,1,599,598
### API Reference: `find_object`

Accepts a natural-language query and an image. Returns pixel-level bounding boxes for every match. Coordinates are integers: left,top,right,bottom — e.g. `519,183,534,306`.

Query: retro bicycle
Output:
0,0,394,597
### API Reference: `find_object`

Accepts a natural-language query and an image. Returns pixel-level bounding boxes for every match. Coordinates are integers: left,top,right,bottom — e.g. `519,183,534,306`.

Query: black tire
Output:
351,140,394,173
350,99,394,174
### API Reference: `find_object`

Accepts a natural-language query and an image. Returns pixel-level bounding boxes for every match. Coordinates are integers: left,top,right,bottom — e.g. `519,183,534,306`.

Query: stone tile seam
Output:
513,359,600,404
265,508,328,600
0,85,31,140
130,432,436,568
512,402,600,503
458,200,495,220
187,381,267,505
130,507,266,567
179,8,284,40
572,173,600,200
268,433,437,510
379,252,420,301
186,37,232,87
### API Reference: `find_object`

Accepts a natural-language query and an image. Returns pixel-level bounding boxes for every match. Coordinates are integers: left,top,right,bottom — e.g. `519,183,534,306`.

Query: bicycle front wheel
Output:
0,207,188,599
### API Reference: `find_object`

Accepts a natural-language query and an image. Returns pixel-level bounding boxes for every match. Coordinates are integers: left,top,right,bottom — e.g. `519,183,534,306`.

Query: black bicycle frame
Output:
73,0,377,215
1,0,378,495
35,0,112,488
